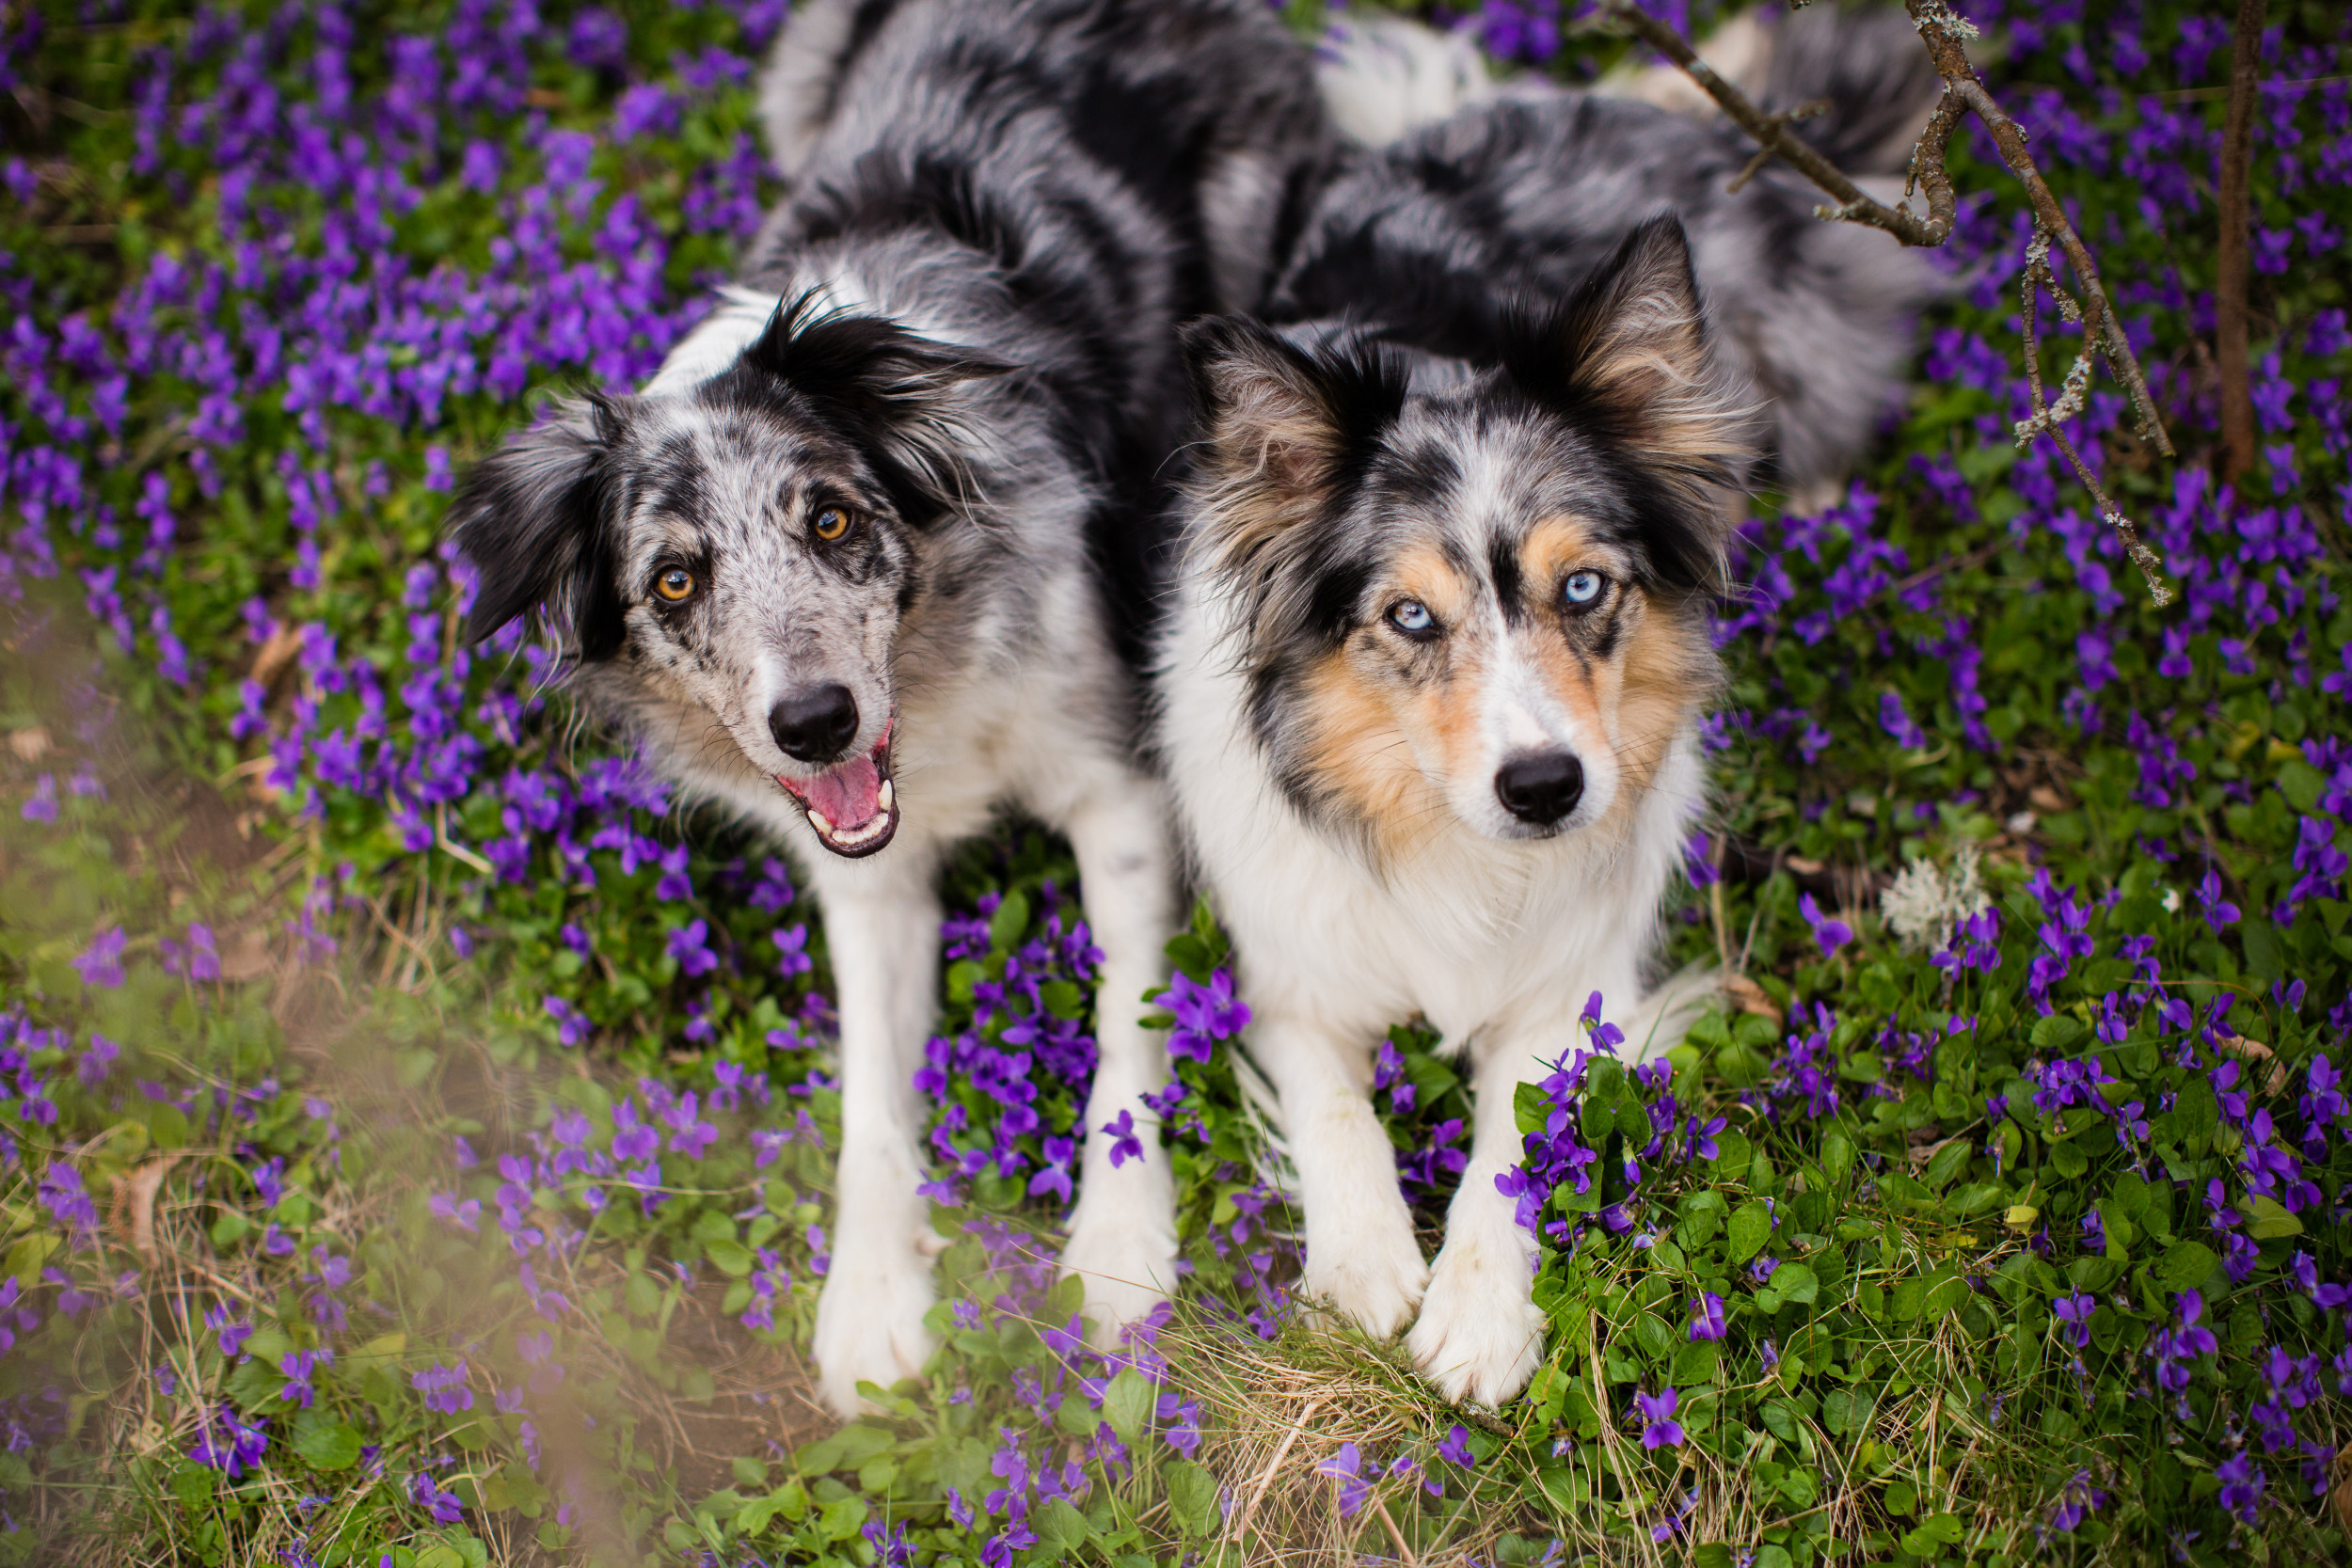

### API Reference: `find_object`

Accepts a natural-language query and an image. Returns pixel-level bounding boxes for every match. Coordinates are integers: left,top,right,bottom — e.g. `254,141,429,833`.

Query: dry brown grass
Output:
1160,1308,1531,1568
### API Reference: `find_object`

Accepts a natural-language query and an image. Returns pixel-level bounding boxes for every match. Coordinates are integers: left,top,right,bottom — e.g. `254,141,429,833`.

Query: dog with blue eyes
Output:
1153,0,1937,1406
1156,224,1740,1404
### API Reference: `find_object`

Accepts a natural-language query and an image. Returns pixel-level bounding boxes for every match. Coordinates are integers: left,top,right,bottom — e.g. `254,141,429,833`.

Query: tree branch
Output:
2214,0,2266,485
1600,0,2179,605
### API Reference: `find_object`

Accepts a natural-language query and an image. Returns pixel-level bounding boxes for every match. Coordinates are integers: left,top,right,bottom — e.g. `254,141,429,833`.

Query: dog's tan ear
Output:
1182,317,1406,572
1502,215,1753,592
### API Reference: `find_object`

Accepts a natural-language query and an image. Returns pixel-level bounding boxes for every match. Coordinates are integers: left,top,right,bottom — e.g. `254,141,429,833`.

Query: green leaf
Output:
3,1234,56,1288
733,1496,783,1537
1710,1130,1754,1179
988,891,1030,953
209,1210,251,1247
1924,1271,1972,1317
797,1424,892,1478
293,1420,362,1471
172,1465,217,1512
2154,1240,2217,1291
2280,759,2328,812
1036,1498,1092,1554
1901,1513,1966,1554
1167,1461,1221,1537
704,1238,754,1277
1102,1368,1155,1447
1056,1390,1104,1440
1693,1547,1735,1568
1672,1340,1720,1386
1922,1138,1972,1192
1726,1202,1772,1263
2243,1196,2303,1239
817,1496,869,1542
1164,933,1216,985
1883,1480,1917,1517
2030,1014,2085,1052
1820,1128,1855,1181
1772,1262,1819,1305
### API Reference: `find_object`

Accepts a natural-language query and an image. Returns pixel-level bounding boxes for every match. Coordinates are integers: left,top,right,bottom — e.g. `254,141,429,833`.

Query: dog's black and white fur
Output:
1157,12,1940,1405
1303,2,1941,496
449,0,1333,1417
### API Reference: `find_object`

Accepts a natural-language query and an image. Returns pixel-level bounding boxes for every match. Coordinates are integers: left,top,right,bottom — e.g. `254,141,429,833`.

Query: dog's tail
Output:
1603,4,1942,179
1752,3,1947,178
1314,13,1498,149
1327,6,1943,176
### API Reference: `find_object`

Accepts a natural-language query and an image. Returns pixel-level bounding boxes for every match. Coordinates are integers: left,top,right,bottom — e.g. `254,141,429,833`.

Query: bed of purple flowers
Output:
0,0,2347,1563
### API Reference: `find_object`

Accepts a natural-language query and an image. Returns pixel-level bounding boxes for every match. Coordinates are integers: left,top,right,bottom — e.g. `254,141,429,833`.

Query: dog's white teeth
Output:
806,808,835,837
877,777,895,813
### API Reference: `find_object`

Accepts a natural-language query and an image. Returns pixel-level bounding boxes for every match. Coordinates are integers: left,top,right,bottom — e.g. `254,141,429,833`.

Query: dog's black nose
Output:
1495,751,1584,827
770,684,860,763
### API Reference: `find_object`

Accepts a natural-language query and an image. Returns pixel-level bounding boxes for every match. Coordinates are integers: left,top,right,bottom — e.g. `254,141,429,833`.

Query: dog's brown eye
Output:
655,567,695,602
812,506,852,542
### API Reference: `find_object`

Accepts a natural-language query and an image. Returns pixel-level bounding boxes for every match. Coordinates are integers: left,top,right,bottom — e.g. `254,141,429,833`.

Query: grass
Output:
1,0,2350,1562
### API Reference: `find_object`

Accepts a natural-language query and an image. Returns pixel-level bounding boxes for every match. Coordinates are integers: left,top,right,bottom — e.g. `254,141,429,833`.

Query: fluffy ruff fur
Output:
1300,5,1943,497
448,0,1333,1418
1161,11,1935,1406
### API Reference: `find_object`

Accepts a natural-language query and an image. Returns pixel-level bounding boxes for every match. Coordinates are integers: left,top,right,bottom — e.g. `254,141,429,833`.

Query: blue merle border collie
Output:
449,0,1336,1417
1156,8,1941,1405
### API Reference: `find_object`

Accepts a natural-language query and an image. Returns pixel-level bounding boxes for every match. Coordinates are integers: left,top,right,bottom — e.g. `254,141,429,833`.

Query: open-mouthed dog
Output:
449,0,1334,1417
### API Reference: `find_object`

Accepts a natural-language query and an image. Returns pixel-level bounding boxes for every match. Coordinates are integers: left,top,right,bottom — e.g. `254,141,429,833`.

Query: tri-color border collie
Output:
450,0,1333,1417
1158,14,1938,1405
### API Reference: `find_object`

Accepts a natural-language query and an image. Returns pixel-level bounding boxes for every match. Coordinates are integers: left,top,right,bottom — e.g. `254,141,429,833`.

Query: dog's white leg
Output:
1056,770,1182,1349
1407,972,1637,1405
806,859,945,1418
1256,1011,1428,1338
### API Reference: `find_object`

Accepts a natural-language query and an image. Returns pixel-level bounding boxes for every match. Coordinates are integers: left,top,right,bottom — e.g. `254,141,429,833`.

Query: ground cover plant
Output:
0,0,2348,1561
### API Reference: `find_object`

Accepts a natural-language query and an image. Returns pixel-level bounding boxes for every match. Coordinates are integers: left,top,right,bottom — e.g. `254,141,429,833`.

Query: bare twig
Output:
2215,0,2267,484
1602,0,2177,605
1605,3,1954,245
2015,230,2173,605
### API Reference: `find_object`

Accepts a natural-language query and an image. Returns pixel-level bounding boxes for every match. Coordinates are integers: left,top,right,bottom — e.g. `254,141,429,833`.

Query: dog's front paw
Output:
1303,1210,1429,1339
1059,1223,1177,1351
811,1243,938,1417
1406,1234,1545,1405
1060,1184,1177,1351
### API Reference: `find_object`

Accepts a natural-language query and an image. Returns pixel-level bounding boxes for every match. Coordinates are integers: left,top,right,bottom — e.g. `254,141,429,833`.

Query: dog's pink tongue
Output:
805,753,883,828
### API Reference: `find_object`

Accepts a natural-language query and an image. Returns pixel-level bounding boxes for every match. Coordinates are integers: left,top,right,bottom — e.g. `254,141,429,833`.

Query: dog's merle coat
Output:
1156,14,1939,1407
1291,2,1941,492
450,0,1334,1416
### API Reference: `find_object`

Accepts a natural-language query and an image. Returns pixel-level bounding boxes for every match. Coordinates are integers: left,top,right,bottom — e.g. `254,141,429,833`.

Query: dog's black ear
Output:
1502,215,1751,592
448,395,628,657
742,293,1014,525
1181,315,1407,567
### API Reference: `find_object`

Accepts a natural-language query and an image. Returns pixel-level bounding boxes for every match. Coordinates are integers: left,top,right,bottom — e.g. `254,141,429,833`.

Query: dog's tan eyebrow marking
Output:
1520,515,1611,594
1388,543,1473,623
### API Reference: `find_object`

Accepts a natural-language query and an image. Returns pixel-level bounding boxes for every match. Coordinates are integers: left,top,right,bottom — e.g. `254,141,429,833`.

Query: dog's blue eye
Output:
1564,570,1605,607
1387,600,1436,636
